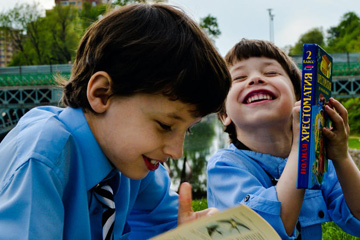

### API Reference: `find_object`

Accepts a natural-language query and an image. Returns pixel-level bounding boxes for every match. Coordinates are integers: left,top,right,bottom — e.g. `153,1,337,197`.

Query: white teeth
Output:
246,94,272,103
150,160,159,165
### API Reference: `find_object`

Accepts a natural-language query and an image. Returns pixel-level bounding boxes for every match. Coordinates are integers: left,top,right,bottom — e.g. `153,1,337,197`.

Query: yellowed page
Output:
150,204,281,240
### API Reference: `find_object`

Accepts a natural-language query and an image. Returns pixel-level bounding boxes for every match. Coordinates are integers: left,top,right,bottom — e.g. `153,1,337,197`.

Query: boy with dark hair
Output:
207,38,360,239
0,4,231,239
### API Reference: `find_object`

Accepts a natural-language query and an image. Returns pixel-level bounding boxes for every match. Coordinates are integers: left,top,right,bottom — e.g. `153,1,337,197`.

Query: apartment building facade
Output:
0,28,17,67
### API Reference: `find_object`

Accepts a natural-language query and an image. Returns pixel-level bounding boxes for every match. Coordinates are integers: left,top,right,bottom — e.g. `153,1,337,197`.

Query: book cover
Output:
150,204,281,240
297,44,333,189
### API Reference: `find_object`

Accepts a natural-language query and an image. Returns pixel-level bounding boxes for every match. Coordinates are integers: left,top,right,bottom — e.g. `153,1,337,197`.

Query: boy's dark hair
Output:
62,3,231,117
221,38,301,143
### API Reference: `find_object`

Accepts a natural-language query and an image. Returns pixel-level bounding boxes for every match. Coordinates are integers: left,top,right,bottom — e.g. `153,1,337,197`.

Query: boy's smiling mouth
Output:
243,90,276,104
143,155,160,171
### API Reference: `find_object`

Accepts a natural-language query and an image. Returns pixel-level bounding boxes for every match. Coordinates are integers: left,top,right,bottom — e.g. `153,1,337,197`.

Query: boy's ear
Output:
87,71,113,113
219,113,232,126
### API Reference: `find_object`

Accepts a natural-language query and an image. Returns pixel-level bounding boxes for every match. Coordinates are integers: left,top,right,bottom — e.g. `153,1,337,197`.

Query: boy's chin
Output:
123,171,150,180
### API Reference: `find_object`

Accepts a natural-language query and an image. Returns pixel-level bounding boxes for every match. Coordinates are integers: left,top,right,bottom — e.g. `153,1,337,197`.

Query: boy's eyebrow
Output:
166,112,201,124
230,64,246,72
166,112,185,122
262,61,279,66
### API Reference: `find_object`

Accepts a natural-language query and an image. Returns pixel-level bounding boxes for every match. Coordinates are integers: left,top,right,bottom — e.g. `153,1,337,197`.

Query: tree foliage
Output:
200,14,221,42
340,98,360,135
0,2,45,65
166,116,218,196
79,2,108,30
0,0,221,66
45,6,81,64
289,27,324,55
0,3,82,65
326,12,360,53
290,11,360,54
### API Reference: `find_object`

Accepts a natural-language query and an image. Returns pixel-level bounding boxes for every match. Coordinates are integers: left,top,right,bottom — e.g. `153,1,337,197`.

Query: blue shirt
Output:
0,106,178,239
207,144,360,240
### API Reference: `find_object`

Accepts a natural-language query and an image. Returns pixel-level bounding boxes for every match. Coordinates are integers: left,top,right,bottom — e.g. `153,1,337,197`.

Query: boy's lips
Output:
242,89,276,104
143,156,161,171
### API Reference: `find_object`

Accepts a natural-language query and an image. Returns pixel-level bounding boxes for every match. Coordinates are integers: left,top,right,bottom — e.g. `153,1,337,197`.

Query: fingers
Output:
328,98,349,128
193,207,219,219
325,98,350,135
292,101,301,137
178,182,220,226
322,126,336,140
178,182,193,224
294,100,301,107
293,101,301,114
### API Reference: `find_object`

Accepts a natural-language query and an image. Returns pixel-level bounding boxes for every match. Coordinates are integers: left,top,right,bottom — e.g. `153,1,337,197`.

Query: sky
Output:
1,0,360,56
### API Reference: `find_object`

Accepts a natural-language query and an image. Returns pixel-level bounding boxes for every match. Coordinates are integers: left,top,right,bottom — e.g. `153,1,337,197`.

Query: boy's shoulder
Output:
19,106,71,147
208,145,254,168
208,145,285,172
2,106,73,166
0,106,77,189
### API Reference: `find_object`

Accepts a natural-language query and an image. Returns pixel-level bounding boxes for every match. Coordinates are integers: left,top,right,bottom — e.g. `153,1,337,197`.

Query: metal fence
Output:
0,64,72,74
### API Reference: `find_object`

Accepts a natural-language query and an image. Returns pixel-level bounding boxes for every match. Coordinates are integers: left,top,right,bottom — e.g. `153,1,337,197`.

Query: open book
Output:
150,204,280,240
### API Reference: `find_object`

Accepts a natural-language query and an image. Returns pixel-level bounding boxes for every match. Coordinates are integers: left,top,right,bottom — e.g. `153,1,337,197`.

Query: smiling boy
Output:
207,39,360,239
0,4,231,239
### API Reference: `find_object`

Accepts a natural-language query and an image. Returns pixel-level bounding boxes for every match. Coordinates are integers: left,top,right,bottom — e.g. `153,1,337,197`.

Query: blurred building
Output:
54,0,111,8
0,27,17,67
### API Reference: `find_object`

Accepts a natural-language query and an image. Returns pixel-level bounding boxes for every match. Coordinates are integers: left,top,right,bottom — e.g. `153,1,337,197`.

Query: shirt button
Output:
318,210,324,218
92,206,101,215
244,195,250,202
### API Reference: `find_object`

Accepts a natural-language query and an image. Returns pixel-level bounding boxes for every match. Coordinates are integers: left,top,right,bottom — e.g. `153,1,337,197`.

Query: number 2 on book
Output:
306,51,312,59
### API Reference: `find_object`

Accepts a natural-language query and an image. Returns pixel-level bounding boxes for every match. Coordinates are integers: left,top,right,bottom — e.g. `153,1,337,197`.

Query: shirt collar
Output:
230,143,287,180
59,107,115,191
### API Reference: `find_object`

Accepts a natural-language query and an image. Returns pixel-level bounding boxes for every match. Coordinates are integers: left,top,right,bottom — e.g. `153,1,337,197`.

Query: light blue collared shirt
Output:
207,144,360,239
0,106,178,239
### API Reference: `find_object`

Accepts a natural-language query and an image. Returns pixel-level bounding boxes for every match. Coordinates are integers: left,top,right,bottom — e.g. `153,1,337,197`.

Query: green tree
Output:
0,2,46,65
289,27,325,55
44,6,81,64
200,14,221,42
0,3,81,65
327,12,360,52
166,116,218,196
79,2,108,30
340,97,360,135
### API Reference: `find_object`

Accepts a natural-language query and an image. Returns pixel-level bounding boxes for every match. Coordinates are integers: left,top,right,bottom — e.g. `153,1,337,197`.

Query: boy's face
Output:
222,57,296,129
90,94,201,180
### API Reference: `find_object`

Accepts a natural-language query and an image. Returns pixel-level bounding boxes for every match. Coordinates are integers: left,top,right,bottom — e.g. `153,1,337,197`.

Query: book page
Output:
150,204,280,240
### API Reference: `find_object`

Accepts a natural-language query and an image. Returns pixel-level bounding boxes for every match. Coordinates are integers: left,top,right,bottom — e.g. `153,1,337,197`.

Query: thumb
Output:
178,182,194,224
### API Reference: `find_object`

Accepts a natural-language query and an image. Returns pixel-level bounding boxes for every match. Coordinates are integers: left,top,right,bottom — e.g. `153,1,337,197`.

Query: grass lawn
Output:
349,137,360,149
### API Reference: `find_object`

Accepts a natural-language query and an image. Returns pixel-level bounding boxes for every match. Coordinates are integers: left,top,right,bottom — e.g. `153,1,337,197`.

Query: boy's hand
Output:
323,98,350,162
177,182,218,225
292,101,301,146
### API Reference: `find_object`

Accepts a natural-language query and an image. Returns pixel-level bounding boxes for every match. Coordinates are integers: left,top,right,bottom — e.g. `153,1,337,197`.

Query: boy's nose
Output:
164,135,184,160
248,76,266,86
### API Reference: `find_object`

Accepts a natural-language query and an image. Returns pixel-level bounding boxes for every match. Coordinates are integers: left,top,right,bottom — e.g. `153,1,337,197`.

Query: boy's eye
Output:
157,121,172,132
233,76,246,82
265,71,278,76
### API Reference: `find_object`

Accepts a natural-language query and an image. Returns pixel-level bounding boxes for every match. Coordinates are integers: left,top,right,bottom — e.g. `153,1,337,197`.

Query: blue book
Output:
297,44,333,189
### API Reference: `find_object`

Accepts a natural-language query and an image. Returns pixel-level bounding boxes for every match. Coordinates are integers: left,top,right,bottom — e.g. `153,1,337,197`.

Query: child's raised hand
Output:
177,182,218,225
323,97,351,163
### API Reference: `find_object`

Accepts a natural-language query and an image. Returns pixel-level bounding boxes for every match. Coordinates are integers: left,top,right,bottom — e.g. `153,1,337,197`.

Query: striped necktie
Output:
95,183,116,240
